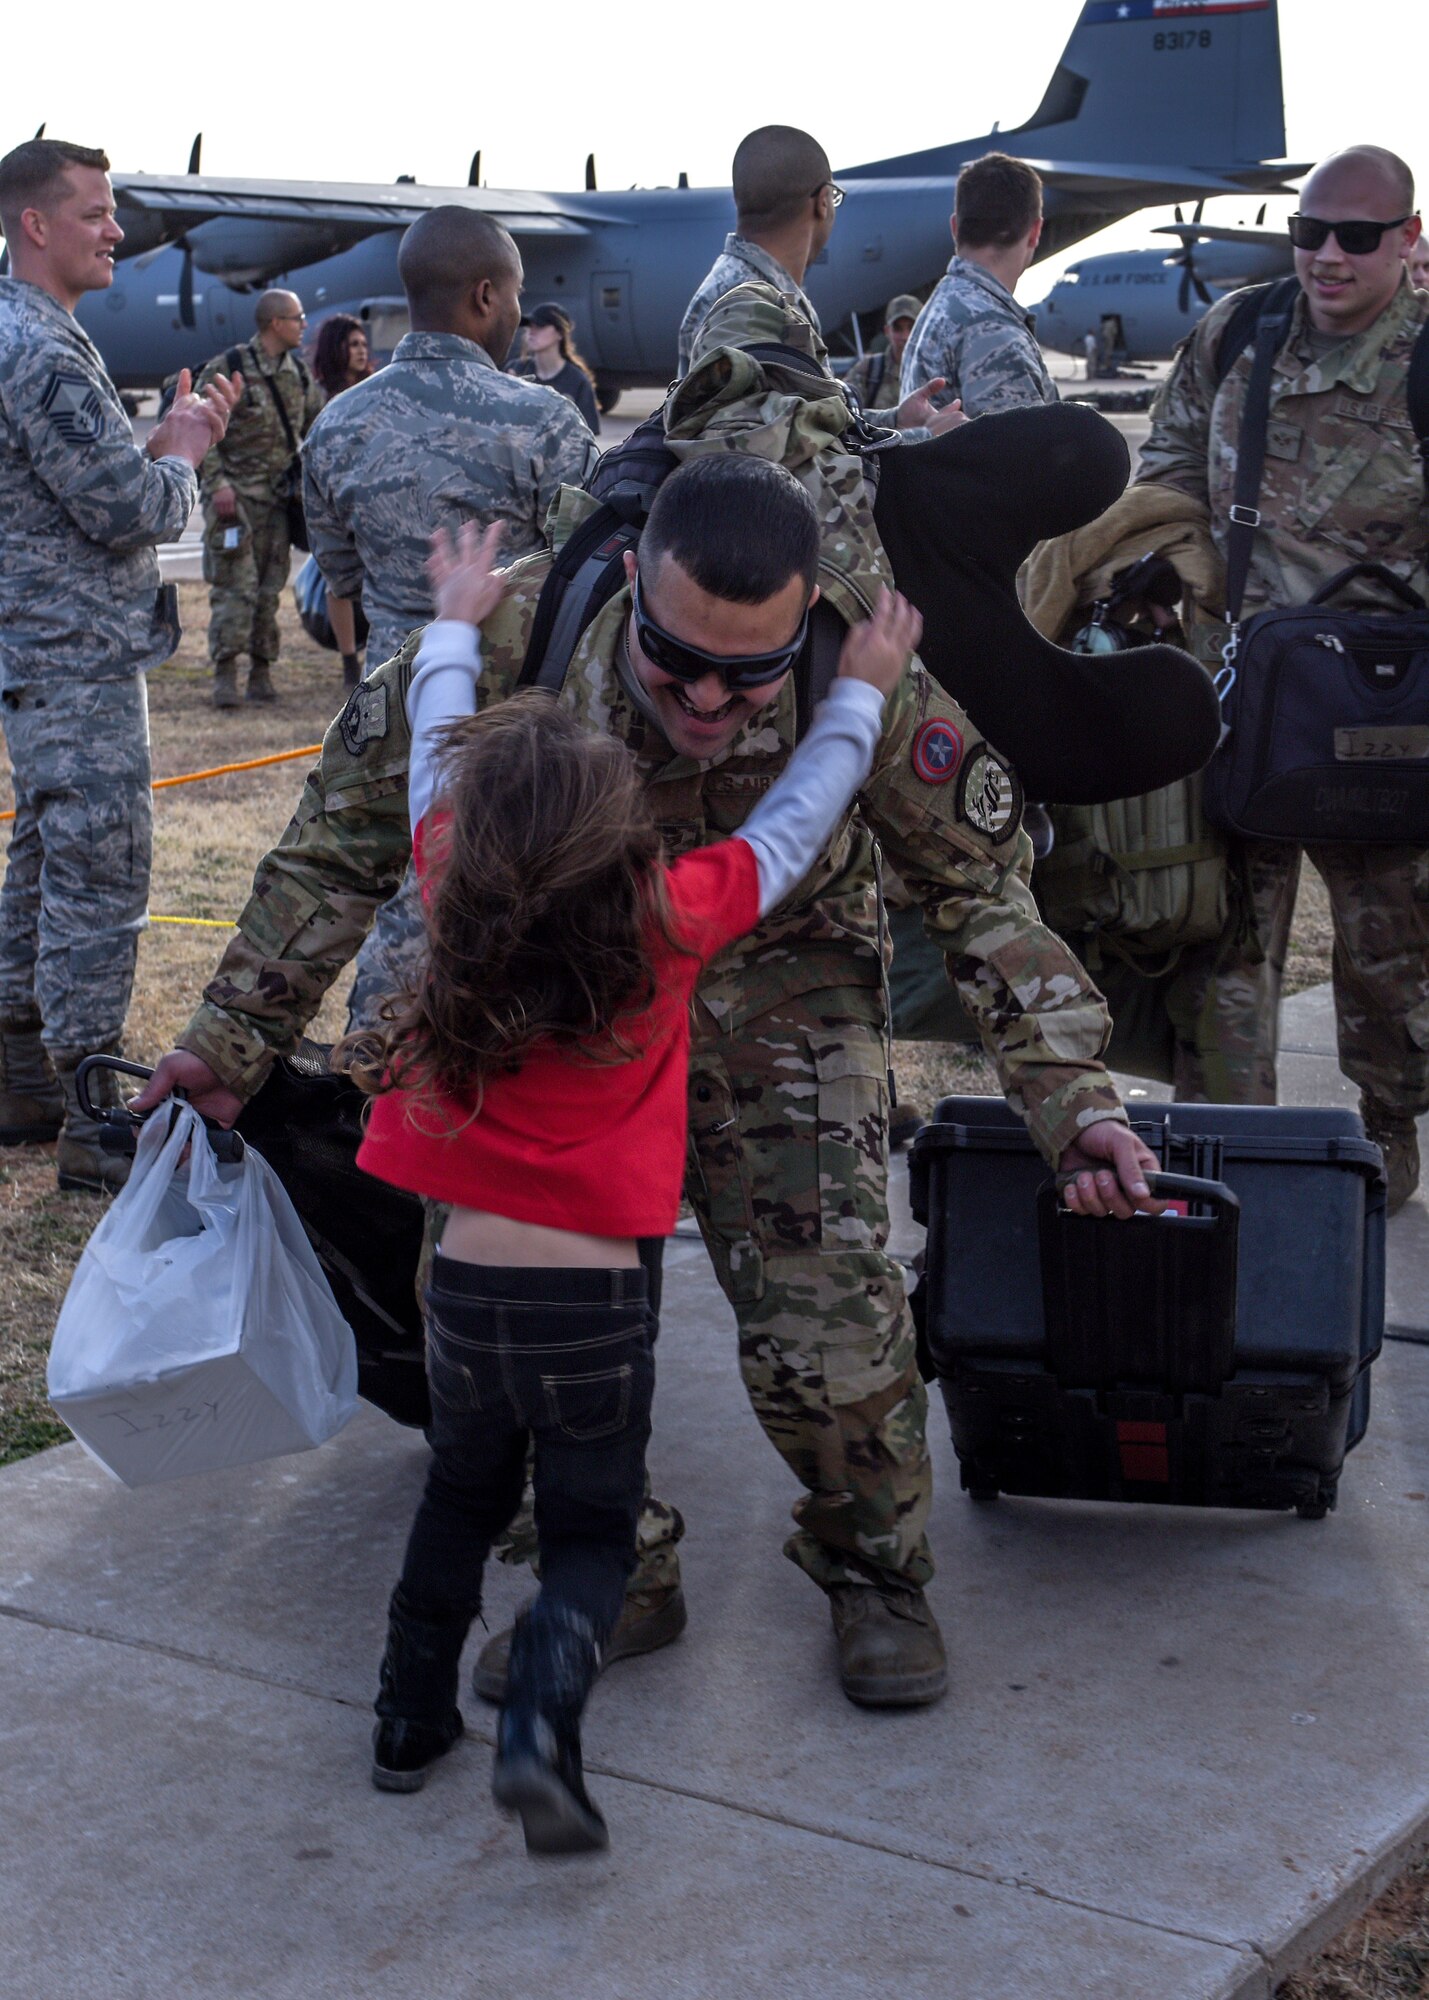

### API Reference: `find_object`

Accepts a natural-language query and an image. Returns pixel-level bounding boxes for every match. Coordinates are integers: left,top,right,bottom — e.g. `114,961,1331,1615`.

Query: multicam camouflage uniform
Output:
174,513,1129,1601
0,277,194,1054
899,256,1059,417
1136,275,1429,1110
196,338,323,675
676,234,823,378
301,329,599,1028
844,347,903,412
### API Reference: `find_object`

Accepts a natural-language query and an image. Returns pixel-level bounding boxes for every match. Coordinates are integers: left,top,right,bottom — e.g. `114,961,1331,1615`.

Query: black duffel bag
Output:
1204,561,1429,844
1202,280,1429,845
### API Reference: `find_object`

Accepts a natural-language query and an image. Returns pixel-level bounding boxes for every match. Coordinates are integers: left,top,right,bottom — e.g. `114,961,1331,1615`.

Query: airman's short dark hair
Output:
954,153,1043,251
0,139,110,237
642,454,820,605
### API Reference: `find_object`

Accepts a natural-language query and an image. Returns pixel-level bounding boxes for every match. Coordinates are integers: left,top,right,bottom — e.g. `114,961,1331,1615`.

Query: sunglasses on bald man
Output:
1287,212,1417,255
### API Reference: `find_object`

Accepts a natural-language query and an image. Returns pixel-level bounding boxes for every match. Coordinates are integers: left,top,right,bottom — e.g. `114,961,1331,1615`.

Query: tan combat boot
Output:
1361,1094,1421,1216
470,1583,687,1705
828,1580,948,1708
245,661,277,704
0,1008,63,1145
212,660,242,709
53,1047,132,1195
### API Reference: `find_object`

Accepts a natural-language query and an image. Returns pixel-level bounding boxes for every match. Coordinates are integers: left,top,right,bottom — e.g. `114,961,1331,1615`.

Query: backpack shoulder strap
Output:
516,506,639,695
1407,317,1429,500
1213,277,1299,389
792,597,846,742
1223,282,1299,625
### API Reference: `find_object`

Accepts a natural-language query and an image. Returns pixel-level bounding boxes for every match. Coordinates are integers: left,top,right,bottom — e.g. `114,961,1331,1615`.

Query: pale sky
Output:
1,0,1418,298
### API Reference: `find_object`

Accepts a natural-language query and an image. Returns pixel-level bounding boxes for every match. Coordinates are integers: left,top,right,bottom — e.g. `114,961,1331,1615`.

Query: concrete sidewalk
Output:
3,983,1428,1999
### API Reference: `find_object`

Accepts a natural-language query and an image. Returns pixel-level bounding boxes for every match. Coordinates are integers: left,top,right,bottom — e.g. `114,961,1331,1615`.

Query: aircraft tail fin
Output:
847,1,1290,177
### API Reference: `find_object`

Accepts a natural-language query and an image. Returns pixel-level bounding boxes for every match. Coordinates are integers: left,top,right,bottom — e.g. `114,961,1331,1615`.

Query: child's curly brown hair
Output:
338,692,687,1109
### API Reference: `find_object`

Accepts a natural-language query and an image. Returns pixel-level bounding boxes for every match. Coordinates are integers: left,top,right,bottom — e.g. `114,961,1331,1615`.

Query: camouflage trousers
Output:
486,992,933,1597
203,493,290,668
1092,838,1429,1110
0,675,151,1052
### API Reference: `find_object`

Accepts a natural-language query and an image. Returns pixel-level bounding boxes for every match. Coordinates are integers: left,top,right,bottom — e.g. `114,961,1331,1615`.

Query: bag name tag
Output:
1334,726,1429,762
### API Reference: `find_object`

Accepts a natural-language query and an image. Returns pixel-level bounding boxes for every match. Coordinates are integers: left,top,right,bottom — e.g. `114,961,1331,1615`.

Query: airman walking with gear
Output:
135,450,1159,1710
0,138,238,1192
1136,144,1429,1211
197,289,324,709
301,205,599,1033
900,153,1060,418
845,295,921,413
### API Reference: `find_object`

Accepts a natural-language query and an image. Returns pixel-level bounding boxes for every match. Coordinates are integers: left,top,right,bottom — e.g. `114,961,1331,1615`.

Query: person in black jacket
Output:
508,301,601,434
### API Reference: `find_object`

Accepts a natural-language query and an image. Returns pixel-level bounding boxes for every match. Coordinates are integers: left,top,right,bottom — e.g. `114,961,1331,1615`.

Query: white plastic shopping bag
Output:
48,1100,358,1486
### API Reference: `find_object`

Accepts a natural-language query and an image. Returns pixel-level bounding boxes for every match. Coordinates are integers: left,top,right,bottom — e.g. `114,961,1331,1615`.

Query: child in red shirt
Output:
348,517,919,1855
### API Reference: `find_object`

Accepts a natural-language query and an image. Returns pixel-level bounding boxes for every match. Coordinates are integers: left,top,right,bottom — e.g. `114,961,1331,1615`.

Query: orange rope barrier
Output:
0,742,322,823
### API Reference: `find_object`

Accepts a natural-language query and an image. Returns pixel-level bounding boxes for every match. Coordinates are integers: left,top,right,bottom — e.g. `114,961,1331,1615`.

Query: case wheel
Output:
961,1464,1001,1503
1296,1482,1337,1521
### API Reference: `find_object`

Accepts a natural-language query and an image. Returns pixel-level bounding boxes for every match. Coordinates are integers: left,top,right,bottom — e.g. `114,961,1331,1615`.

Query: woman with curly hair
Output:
312,313,374,400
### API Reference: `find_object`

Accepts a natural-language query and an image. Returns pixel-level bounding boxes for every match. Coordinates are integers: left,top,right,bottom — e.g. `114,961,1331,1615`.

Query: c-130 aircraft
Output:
65,0,1304,409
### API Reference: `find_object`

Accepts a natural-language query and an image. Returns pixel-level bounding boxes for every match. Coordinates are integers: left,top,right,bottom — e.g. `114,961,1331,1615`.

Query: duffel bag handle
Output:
1308,562,1427,613
75,1054,244,1164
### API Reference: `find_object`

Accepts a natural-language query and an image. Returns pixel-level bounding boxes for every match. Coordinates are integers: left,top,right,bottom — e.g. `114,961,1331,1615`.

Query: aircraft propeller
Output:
468,151,481,188
585,154,597,192
1167,199,1214,315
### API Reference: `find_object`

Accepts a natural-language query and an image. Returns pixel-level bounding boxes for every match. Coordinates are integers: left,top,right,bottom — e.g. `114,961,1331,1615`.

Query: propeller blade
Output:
1194,274,1214,308
1174,205,1184,224
187,132,202,176
179,245,196,331
468,150,481,187
33,123,45,140
1193,198,1205,225
1178,266,1192,315
585,153,597,191
1256,203,1267,225
678,171,689,190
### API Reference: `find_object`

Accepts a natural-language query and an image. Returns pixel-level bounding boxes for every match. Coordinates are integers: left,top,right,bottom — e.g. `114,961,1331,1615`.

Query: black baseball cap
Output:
519,300,573,331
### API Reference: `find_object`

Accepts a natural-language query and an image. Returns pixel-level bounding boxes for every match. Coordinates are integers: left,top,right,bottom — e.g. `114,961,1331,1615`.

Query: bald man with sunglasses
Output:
1137,144,1429,1210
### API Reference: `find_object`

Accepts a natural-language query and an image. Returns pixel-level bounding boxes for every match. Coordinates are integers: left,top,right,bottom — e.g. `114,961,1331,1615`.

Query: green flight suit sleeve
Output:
858,663,1128,1166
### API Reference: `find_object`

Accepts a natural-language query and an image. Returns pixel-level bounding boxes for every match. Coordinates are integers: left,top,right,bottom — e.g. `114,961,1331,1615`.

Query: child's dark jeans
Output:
397,1255,655,1647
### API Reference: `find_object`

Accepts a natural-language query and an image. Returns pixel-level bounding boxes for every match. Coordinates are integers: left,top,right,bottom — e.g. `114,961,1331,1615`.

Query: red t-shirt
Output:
356,839,760,1237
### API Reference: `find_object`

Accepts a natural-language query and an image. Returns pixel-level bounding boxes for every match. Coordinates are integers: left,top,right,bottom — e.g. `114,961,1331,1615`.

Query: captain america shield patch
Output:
41,371,107,445
910,719,964,785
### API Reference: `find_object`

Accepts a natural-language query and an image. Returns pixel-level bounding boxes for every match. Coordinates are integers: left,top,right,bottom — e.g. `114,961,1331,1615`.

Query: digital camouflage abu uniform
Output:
899,256,1059,417
195,338,323,676
0,276,195,1056
174,497,1130,1604
302,329,599,1030
676,234,823,378
1135,274,1429,1110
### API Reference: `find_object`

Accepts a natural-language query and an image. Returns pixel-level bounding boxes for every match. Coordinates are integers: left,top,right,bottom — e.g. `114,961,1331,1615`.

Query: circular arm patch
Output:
911,718,965,785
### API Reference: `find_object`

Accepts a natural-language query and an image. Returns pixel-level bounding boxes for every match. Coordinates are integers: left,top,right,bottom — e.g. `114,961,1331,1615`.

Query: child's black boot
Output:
492,1603,608,1855
371,1584,467,1792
